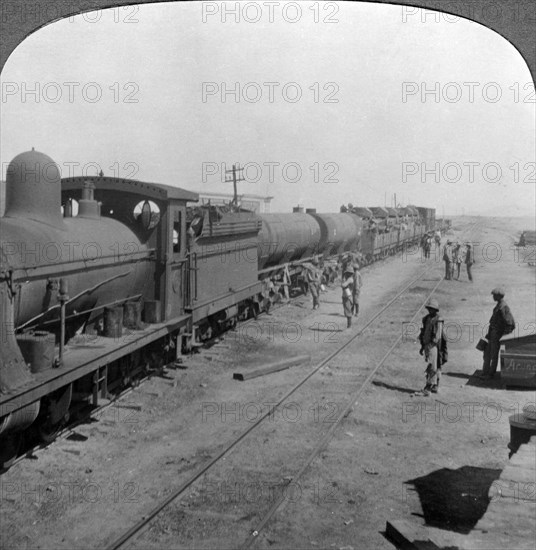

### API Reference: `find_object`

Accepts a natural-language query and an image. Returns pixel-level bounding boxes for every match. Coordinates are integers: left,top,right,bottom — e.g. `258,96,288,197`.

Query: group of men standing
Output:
417,286,516,395
420,233,474,282
305,255,362,329
421,230,442,259
442,240,474,281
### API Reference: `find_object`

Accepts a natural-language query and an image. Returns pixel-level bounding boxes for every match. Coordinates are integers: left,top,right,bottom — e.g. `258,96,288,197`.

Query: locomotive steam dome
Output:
4,149,65,229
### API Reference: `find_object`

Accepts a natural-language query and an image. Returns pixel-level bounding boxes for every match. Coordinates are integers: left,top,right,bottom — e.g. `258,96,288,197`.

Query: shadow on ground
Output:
405,465,502,534
372,380,415,395
443,370,535,391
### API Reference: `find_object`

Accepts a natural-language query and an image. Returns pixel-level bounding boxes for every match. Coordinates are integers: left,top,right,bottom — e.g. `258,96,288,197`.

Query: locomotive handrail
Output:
9,253,155,284
17,270,133,331
21,293,144,332
186,252,198,303
7,248,157,275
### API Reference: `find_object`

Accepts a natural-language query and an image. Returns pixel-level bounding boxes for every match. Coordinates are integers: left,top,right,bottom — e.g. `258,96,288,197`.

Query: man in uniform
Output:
434,229,441,248
480,287,516,380
418,298,445,395
443,240,453,280
465,243,474,282
453,242,463,280
341,267,354,329
423,233,432,260
352,263,362,317
307,258,321,310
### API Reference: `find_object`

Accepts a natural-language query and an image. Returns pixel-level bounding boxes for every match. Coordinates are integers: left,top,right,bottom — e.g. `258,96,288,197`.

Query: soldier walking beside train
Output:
352,263,362,317
416,298,447,396
479,287,515,380
341,267,354,329
307,258,321,310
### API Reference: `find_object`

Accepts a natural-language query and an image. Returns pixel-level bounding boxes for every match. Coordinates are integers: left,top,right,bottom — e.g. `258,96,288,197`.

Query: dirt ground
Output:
1,216,535,550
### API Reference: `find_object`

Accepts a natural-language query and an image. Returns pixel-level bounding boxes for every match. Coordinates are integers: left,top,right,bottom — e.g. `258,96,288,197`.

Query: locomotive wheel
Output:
0,433,22,471
198,323,213,341
35,384,72,444
37,413,70,444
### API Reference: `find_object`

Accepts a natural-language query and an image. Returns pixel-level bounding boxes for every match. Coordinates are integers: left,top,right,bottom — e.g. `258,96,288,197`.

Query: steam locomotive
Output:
0,149,435,469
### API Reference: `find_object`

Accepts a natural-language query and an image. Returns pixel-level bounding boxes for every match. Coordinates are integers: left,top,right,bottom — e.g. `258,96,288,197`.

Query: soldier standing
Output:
465,243,474,282
352,264,362,317
423,233,432,260
434,230,441,248
453,242,463,280
420,233,428,251
443,240,453,280
480,287,515,380
341,267,354,329
417,298,445,395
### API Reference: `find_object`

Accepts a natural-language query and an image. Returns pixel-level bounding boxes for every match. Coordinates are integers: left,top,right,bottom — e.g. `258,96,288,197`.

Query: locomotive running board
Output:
0,314,191,414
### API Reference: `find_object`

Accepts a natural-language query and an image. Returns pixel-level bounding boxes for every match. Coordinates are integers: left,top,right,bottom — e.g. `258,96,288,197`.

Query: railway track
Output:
105,222,481,549
105,269,440,548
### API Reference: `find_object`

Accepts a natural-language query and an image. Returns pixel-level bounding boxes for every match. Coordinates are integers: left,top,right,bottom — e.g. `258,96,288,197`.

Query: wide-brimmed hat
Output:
425,298,439,311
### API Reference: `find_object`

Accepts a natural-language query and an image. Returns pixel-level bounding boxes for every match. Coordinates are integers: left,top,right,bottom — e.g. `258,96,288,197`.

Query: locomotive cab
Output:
61,176,198,321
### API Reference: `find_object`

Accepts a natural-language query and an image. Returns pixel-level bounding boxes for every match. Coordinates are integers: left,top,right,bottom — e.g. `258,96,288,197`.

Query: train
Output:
0,149,437,469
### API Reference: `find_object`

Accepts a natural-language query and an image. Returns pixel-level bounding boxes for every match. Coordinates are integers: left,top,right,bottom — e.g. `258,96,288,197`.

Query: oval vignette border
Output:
0,0,535,80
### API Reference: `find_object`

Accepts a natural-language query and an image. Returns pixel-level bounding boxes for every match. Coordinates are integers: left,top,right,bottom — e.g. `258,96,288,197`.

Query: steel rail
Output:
105,263,436,550
240,276,445,548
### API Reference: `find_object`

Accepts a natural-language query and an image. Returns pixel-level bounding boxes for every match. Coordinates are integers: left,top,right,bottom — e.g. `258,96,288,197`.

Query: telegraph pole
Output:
225,164,245,206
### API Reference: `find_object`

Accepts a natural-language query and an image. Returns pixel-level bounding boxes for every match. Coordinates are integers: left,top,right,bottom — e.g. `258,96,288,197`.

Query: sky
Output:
0,1,535,216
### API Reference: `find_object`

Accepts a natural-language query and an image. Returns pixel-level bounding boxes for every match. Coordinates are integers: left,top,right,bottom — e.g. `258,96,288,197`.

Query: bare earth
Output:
1,216,535,550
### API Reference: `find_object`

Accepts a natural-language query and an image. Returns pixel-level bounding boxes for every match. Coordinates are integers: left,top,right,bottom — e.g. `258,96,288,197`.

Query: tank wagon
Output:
0,149,435,469
257,213,321,270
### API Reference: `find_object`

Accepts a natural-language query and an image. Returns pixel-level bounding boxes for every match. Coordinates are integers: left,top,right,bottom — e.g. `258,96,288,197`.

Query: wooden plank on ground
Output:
479,499,536,522
385,519,465,550
464,531,535,550
465,438,536,549
233,355,310,381
497,463,536,484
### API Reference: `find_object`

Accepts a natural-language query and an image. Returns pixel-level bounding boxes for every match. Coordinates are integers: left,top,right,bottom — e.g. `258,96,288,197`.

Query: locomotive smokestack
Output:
4,149,66,229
